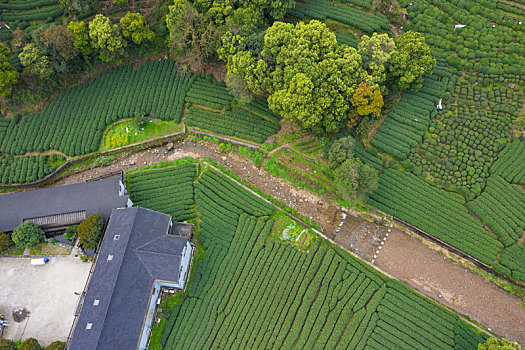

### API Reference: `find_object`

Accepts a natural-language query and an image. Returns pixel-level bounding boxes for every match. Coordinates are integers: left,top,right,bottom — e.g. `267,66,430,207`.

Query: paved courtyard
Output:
0,257,91,346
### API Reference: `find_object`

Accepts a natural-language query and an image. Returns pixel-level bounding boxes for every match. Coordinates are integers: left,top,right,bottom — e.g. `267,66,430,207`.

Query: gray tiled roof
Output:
69,207,189,350
0,178,128,232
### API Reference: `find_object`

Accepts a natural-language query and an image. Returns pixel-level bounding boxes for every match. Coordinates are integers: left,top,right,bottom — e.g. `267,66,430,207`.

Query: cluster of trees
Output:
164,0,293,72
220,20,434,133
328,136,378,202
0,11,155,95
0,338,65,350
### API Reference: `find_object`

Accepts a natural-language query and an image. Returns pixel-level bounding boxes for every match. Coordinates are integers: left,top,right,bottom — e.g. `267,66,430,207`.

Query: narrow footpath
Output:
52,140,525,345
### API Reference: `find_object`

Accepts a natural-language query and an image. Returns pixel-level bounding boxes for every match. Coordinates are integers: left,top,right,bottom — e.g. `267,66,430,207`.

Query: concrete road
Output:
0,257,91,346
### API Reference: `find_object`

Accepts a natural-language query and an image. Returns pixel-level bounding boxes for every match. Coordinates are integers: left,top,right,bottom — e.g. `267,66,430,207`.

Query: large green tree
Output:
40,24,79,61
333,157,378,203
166,0,219,72
68,21,92,56
120,12,155,46
358,32,395,87
229,20,369,132
12,222,44,248
19,44,53,80
328,136,355,169
389,31,435,91
77,213,104,250
89,14,126,62
0,43,19,97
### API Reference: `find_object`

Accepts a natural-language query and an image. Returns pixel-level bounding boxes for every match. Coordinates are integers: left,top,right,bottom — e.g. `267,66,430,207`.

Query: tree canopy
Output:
389,31,436,91
12,222,43,248
45,341,66,350
166,0,219,72
0,43,19,97
192,0,294,34
89,14,126,62
18,338,41,350
0,231,14,253
329,136,378,202
228,20,370,133
120,12,155,46
40,24,79,62
358,32,395,87
68,21,92,56
77,213,104,250
350,82,384,118
19,44,54,80
333,157,378,203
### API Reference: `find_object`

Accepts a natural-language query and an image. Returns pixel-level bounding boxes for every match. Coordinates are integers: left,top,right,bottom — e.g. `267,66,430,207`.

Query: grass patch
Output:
270,211,316,250
100,118,183,151
29,243,71,255
47,155,67,169
148,319,166,350
4,246,24,255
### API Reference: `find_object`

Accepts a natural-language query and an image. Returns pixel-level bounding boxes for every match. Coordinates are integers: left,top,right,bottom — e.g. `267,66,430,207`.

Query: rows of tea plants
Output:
304,0,390,33
290,136,323,157
185,106,280,143
405,74,522,198
467,175,525,247
495,242,525,283
0,155,58,184
126,163,197,222
242,98,282,124
490,138,525,184
264,148,338,195
185,76,233,110
0,60,193,157
371,71,455,159
367,169,503,265
354,140,384,171
153,167,486,349
0,0,57,10
400,0,525,74
0,0,62,22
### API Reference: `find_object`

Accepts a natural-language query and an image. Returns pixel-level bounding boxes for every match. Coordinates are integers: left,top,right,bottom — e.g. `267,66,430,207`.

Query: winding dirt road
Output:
53,140,525,345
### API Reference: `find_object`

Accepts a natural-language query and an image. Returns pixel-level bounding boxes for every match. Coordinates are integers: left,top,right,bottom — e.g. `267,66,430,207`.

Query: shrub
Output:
64,225,77,241
0,231,14,252
45,341,66,350
0,338,17,350
18,338,41,350
77,214,105,250
11,222,43,248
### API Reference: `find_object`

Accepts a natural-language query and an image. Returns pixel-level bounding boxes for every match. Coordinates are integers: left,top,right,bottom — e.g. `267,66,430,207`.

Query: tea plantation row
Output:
0,60,281,185
125,163,487,349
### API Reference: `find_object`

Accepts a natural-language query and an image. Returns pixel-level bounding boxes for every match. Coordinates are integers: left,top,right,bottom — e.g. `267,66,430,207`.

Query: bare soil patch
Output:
376,229,525,345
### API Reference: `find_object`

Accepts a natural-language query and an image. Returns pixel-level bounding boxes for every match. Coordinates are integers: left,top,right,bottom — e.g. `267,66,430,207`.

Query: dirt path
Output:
377,230,525,345
52,140,525,344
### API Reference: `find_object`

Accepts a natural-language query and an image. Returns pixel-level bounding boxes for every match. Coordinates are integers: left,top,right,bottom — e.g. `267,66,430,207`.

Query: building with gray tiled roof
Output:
0,178,131,233
68,207,194,350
